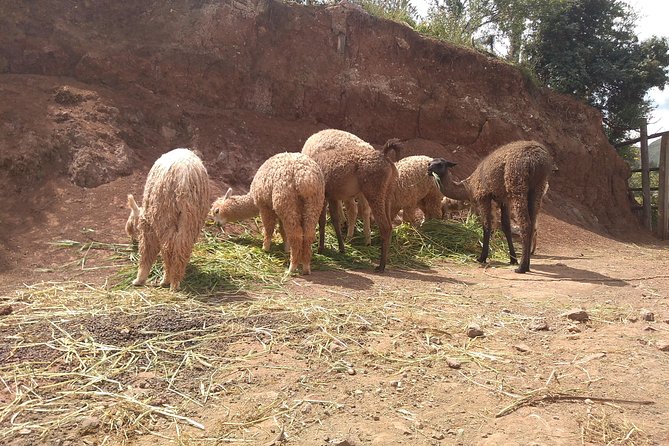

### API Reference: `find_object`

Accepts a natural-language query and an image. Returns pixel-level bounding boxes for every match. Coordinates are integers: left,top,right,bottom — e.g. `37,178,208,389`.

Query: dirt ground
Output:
2,187,669,445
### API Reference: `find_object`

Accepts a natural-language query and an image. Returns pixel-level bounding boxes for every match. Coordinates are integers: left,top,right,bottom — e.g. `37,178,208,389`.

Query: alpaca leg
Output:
286,228,303,274
329,199,346,253
301,230,314,275
258,207,277,252
367,196,392,272
499,203,518,265
359,195,372,246
530,184,546,254
477,199,493,264
530,223,538,255
133,226,160,286
161,241,189,291
511,194,532,274
317,204,327,254
278,221,289,253
344,198,357,241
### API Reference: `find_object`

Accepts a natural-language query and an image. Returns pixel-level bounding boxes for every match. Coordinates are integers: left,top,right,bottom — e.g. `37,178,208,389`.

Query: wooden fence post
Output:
659,134,669,239
640,120,652,230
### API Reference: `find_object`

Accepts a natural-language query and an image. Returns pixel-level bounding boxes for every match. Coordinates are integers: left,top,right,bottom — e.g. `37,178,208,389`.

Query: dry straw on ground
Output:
1,219,653,444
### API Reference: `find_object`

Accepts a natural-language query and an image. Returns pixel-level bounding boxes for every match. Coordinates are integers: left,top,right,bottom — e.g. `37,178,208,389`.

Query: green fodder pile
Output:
108,217,510,294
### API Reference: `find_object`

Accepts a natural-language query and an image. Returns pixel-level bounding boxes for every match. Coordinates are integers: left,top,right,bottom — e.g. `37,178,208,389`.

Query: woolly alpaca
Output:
428,140,552,273
126,148,210,290
302,129,375,245
209,189,289,252
301,129,397,272
390,155,444,226
212,152,325,274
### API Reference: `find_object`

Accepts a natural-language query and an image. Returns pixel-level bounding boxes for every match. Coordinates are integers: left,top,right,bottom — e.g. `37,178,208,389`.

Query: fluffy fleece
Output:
301,129,397,272
428,140,552,273
126,148,210,290
212,152,325,274
390,155,444,225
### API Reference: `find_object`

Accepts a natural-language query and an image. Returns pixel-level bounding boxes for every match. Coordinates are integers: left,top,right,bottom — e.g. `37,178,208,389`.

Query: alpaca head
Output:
210,187,234,225
125,194,142,242
427,158,457,195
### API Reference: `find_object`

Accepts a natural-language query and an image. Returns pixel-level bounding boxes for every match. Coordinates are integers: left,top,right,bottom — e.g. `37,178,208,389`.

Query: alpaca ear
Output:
223,187,233,200
444,160,457,168
127,194,140,216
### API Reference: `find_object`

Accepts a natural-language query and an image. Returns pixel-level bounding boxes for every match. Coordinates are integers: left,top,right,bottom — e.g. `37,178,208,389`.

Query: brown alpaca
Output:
427,140,552,273
126,148,210,290
211,152,325,274
301,129,398,272
303,134,376,247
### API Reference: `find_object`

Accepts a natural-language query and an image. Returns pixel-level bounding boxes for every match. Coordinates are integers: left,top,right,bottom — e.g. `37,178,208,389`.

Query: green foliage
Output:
356,0,418,25
417,0,497,47
524,0,669,144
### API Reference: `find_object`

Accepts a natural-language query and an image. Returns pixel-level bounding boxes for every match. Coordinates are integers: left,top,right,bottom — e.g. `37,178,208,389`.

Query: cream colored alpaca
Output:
126,148,210,290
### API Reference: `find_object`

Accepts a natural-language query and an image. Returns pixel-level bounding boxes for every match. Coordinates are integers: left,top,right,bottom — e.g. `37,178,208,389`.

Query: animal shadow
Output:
530,263,628,287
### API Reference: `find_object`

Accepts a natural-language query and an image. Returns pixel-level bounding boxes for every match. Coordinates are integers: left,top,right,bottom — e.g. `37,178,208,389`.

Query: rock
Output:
330,439,355,446
466,324,484,338
79,416,100,435
567,325,581,333
301,402,313,414
657,341,669,352
432,432,445,440
0,305,12,316
346,367,356,376
561,308,589,322
514,343,531,353
529,319,549,331
640,309,655,322
446,357,462,369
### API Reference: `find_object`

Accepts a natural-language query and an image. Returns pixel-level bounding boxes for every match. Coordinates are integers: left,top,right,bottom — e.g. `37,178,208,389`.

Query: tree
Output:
525,0,669,143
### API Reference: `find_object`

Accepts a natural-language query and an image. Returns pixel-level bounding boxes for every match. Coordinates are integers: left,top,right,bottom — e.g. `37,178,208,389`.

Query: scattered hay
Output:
580,407,648,445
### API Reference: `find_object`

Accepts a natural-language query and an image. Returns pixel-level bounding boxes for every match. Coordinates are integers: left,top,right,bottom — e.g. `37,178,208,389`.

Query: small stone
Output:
331,439,355,446
0,305,13,316
18,428,32,435
373,415,380,421
567,325,581,333
466,324,484,338
640,309,655,322
354,390,364,397
514,343,531,353
432,432,445,440
346,367,356,376
657,341,669,352
446,358,462,369
561,309,589,322
529,319,549,331
301,402,313,414
390,380,402,388
79,416,100,435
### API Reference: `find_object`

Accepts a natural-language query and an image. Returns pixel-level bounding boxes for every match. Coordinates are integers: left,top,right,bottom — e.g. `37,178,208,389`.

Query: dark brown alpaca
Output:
427,140,552,273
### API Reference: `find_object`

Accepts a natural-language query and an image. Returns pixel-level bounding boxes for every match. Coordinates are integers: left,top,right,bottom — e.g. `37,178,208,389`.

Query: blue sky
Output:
411,0,669,134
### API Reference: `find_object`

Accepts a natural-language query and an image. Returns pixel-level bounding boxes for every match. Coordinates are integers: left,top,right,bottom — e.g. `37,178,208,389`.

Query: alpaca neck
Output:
231,193,259,221
440,178,471,202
